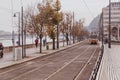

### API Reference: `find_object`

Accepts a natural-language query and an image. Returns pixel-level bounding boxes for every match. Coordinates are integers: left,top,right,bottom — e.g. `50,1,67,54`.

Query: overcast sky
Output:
0,0,118,32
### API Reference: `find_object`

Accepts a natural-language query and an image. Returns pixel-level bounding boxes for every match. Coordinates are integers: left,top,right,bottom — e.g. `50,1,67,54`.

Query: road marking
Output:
44,46,91,80
0,43,85,75
74,46,98,80
11,63,50,80
11,45,87,80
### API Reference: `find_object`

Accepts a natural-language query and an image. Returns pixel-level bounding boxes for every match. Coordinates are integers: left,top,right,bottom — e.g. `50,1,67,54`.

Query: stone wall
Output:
3,44,35,53
3,40,65,53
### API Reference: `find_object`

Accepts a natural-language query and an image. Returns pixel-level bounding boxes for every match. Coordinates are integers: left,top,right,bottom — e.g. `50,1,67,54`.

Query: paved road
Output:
0,41,100,80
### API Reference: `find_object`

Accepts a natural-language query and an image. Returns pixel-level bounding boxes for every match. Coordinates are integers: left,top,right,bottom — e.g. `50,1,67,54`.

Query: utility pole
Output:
57,19,59,49
98,15,101,41
99,11,104,46
101,11,104,47
73,12,75,44
108,0,111,48
21,6,24,58
18,13,20,46
56,0,59,49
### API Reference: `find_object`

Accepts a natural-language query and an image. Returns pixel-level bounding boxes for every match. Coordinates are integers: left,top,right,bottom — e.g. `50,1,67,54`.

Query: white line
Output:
0,43,85,75
8,44,87,80
44,46,91,80
0,63,29,75
11,63,49,80
74,46,98,80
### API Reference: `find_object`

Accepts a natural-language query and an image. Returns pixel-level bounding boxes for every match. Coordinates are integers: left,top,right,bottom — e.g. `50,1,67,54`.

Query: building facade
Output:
102,2,120,41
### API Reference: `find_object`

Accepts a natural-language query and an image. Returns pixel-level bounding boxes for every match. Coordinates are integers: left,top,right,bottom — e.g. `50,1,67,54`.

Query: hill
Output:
88,15,100,32
0,30,12,39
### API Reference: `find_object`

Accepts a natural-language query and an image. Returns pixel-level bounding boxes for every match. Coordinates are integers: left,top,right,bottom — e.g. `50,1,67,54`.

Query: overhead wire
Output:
81,0,94,18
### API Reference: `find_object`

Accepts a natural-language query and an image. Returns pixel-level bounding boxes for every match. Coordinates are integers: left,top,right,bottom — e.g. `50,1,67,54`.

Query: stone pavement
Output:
96,44,120,80
0,41,77,69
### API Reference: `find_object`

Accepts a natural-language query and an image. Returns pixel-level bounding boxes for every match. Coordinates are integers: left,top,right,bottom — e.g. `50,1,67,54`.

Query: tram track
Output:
73,45,99,80
0,41,86,74
43,45,99,80
0,41,100,80
12,45,90,80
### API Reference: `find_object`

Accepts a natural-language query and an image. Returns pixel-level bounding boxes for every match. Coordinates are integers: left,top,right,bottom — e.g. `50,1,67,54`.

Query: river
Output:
0,35,64,47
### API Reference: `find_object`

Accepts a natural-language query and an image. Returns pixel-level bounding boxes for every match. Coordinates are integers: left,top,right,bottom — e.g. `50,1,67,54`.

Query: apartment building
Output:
102,2,120,41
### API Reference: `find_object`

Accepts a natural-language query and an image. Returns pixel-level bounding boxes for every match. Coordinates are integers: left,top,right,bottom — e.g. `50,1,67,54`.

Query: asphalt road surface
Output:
0,41,100,80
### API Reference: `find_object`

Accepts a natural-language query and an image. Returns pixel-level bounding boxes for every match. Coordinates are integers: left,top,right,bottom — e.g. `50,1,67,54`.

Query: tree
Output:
24,0,63,51
60,12,72,45
74,20,84,42
24,3,46,53
59,20,66,46
45,0,63,50
22,6,36,56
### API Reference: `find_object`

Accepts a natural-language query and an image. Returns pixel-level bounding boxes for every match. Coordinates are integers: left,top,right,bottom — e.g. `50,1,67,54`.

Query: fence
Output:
3,44,35,53
89,45,104,80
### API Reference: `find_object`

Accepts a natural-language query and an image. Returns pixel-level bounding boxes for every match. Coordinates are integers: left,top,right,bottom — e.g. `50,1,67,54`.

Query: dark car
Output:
0,43,4,58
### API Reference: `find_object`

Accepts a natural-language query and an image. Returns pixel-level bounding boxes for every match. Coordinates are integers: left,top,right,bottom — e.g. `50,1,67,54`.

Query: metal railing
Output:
89,45,104,80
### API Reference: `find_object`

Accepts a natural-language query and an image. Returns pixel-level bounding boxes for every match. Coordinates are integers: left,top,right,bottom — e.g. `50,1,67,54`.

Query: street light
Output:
13,12,20,46
108,0,111,48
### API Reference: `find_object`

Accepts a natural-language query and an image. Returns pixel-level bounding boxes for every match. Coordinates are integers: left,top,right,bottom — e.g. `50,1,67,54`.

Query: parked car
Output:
0,43,4,58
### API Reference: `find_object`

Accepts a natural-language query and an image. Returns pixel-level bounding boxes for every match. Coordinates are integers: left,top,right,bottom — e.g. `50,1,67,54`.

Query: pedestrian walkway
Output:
0,41,77,69
96,44,120,80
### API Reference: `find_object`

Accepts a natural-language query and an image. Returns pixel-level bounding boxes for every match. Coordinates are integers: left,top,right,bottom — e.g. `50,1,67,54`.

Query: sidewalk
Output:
96,44,120,80
0,41,76,69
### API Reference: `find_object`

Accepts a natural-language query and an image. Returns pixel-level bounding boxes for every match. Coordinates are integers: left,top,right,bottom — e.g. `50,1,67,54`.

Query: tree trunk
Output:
63,33,64,47
66,33,69,45
53,38,55,50
73,34,75,44
39,36,42,53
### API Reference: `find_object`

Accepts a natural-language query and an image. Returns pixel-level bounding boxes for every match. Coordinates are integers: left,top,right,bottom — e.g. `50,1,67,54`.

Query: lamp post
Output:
13,12,20,46
11,0,16,59
108,0,111,48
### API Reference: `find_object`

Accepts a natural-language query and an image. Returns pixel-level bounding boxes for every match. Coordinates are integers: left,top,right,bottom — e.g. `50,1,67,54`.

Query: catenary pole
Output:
108,0,111,48
56,0,59,49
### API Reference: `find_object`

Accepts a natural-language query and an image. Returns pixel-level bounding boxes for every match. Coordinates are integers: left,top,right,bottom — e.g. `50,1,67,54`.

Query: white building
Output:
102,2,120,41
